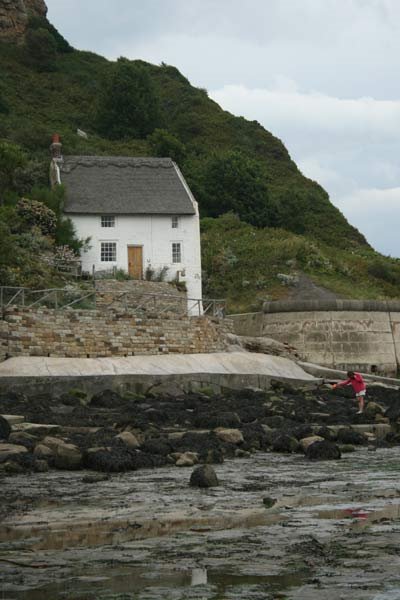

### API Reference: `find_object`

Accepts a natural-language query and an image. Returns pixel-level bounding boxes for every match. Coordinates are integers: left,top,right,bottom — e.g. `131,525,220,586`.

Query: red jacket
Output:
337,373,366,394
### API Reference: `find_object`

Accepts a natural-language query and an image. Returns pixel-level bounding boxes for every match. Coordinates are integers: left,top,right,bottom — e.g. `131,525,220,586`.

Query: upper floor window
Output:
101,242,116,262
101,215,115,228
172,242,182,263
171,216,179,229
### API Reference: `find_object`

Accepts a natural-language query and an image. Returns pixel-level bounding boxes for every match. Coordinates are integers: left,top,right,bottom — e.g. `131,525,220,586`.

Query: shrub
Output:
25,28,57,71
147,128,186,164
16,198,57,235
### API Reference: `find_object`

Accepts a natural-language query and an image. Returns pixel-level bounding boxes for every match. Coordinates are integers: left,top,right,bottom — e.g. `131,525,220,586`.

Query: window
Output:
171,216,179,229
101,215,115,228
172,242,182,263
101,242,116,262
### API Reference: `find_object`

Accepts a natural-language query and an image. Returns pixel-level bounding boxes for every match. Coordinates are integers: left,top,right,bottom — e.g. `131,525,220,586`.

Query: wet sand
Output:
1,447,400,599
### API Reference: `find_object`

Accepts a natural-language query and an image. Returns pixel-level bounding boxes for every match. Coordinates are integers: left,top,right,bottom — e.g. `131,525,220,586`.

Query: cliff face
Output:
0,0,47,42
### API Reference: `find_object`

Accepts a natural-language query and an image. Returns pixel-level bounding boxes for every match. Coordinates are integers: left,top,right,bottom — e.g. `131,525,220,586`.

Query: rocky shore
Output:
1,380,399,485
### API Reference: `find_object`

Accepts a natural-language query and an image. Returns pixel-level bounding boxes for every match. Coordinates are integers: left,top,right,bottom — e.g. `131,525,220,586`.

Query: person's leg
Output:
356,391,365,413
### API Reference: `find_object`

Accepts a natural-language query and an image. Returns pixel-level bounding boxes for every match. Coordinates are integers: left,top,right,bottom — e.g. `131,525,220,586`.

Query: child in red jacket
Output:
332,371,366,414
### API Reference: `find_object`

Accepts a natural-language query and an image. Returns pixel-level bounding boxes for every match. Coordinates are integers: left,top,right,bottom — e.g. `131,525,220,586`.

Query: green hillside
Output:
0,15,399,311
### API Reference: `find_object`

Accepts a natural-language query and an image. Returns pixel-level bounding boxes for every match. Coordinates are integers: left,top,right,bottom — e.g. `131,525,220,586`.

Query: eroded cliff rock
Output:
0,0,47,42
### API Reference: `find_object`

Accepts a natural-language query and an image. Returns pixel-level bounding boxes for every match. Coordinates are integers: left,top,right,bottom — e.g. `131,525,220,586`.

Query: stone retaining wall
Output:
95,280,187,313
0,306,231,359
230,302,400,376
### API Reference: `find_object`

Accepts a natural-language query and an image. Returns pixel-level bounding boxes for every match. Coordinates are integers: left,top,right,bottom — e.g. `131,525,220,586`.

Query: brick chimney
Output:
50,133,62,162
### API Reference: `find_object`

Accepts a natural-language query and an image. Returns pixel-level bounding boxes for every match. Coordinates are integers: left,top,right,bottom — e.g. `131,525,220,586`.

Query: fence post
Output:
92,265,95,281
54,290,58,310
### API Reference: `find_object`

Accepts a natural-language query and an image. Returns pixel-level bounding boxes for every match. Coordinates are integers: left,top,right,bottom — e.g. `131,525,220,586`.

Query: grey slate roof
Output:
60,156,196,215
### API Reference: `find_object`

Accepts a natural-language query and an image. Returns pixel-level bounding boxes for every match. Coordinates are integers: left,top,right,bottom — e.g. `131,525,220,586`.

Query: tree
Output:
96,58,160,139
199,151,277,227
0,141,26,205
147,128,186,164
25,28,57,71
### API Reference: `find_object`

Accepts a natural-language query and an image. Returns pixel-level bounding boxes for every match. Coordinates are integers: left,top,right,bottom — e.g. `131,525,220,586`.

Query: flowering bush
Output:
16,198,57,235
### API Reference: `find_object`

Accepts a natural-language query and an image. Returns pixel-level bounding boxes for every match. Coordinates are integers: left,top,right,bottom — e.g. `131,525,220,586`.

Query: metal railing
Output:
0,286,226,318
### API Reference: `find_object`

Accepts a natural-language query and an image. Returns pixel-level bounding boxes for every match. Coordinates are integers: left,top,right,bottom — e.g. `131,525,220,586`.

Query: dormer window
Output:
101,215,115,227
171,216,179,229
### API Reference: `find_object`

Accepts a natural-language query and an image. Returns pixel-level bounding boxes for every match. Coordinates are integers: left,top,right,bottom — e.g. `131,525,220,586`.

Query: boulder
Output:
175,452,198,467
315,426,335,441
54,443,82,470
8,431,37,449
33,443,55,459
0,443,28,463
146,381,185,398
215,428,244,445
305,440,341,460
272,434,299,453
190,465,219,488
42,436,67,451
339,444,356,453
0,416,11,440
336,428,367,445
116,431,140,449
299,435,325,452
262,497,277,508
364,402,384,419
34,459,49,472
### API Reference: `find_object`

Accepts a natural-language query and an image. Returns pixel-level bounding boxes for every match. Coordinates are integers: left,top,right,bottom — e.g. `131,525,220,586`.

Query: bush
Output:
16,198,57,235
147,128,186,164
25,28,57,71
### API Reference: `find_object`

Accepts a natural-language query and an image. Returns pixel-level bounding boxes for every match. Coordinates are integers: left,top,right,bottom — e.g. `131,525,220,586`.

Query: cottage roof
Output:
60,156,196,215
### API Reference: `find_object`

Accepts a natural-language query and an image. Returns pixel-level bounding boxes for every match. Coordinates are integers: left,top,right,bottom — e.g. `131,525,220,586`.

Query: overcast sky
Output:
46,0,400,257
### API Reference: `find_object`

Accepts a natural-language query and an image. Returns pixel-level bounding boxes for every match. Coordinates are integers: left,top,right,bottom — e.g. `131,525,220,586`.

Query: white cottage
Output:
50,139,202,304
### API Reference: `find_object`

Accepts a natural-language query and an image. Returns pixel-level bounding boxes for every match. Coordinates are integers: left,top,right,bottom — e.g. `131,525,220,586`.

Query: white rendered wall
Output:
69,212,202,311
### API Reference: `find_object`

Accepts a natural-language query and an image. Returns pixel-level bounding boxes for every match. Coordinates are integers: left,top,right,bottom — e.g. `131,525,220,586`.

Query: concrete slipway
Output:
0,352,318,396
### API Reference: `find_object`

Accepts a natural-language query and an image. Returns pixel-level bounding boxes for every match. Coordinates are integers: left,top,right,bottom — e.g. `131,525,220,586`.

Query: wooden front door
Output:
128,246,143,279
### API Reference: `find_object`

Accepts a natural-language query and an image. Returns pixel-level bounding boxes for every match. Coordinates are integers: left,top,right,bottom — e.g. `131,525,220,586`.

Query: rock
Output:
90,389,122,408
146,381,184,398
0,416,11,440
339,444,356,453
305,440,341,460
42,436,67,450
235,448,251,458
0,414,25,425
34,459,49,472
315,426,335,441
215,428,244,445
8,431,37,449
3,460,25,474
262,497,277,508
33,443,54,459
116,431,140,449
189,465,219,488
13,423,60,436
291,425,313,441
0,443,28,463
272,434,299,453
364,402,384,419
299,435,325,452
141,438,171,455
336,428,368,445
175,452,198,467
82,473,110,483
54,443,82,470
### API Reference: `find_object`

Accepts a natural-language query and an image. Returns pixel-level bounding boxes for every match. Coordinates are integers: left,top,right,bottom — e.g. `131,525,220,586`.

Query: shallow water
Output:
1,447,400,599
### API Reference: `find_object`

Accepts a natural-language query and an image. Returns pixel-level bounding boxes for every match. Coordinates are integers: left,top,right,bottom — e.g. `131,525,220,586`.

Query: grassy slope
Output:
0,36,399,310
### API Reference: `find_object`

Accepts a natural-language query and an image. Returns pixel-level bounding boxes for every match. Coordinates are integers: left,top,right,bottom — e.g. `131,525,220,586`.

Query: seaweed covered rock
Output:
90,389,123,408
0,416,11,440
190,465,219,488
305,440,341,460
336,428,367,445
272,434,299,453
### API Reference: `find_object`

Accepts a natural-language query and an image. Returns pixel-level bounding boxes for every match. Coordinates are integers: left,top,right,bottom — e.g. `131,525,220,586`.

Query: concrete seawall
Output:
230,300,400,377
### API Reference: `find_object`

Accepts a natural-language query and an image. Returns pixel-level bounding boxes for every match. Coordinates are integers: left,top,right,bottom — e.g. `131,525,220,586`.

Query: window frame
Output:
100,241,117,262
172,241,182,264
101,215,115,228
171,216,179,229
